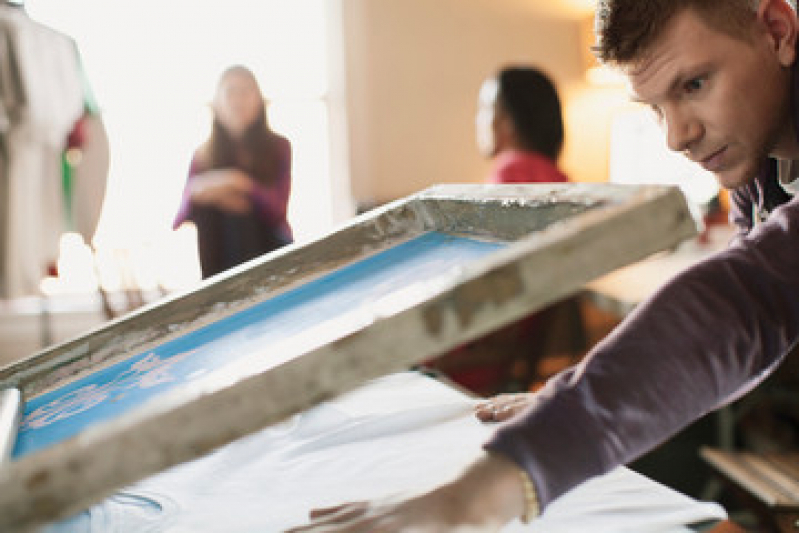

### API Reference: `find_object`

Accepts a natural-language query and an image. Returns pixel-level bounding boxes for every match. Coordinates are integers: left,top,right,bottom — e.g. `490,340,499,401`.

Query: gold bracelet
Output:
518,468,540,524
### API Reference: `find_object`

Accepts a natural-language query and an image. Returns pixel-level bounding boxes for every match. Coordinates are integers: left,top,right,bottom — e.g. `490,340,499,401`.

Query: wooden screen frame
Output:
0,183,697,529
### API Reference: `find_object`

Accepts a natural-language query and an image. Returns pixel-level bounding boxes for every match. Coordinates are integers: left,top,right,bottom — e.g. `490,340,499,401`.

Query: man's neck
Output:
782,53,799,160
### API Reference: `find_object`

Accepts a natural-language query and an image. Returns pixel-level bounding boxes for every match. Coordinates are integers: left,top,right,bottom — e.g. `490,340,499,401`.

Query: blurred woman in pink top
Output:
475,65,569,185
427,66,583,396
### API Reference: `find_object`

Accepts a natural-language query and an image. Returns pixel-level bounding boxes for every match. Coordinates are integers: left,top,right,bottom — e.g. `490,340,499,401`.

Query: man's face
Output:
627,6,796,190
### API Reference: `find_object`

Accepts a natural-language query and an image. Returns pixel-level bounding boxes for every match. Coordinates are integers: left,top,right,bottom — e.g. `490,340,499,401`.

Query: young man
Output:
287,0,799,530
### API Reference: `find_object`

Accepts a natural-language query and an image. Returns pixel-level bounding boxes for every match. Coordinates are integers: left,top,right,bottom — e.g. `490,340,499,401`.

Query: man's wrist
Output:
517,467,540,523
456,453,540,527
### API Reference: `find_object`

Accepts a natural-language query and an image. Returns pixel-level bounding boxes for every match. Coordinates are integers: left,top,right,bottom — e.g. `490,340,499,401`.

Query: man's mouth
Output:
698,146,728,172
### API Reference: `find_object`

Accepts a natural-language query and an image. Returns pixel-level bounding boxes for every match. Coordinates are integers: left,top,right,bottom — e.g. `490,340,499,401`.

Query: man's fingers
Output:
285,502,370,532
474,393,533,422
309,502,368,521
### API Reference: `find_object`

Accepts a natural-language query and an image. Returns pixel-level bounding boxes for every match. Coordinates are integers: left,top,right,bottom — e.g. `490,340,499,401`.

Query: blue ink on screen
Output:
15,232,504,457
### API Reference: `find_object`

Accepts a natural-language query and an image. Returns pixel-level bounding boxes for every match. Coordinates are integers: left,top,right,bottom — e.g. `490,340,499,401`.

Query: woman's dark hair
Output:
495,67,564,161
202,65,284,185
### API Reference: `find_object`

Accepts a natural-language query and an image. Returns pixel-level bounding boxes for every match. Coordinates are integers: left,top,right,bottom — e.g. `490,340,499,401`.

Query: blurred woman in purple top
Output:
174,65,292,278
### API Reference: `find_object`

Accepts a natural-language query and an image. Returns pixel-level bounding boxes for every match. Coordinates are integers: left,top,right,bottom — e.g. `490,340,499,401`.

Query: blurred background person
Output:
425,65,586,396
476,65,568,184
173,65,293,279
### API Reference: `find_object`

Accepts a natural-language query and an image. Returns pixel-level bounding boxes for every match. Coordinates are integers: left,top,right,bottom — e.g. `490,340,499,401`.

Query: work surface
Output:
46,372,726,532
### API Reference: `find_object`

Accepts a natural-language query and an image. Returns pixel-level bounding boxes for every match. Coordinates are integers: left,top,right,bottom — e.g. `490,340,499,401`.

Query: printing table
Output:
46,372,729,532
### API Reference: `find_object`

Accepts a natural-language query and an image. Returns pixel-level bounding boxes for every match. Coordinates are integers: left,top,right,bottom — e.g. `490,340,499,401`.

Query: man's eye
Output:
684,77,706,94
649,104,663,122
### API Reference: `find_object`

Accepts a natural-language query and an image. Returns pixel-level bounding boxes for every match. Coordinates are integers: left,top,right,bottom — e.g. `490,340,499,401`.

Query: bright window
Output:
25,0,349,294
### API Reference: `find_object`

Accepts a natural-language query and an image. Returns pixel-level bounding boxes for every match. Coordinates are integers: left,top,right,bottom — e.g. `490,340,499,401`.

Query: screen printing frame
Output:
0,183,697,529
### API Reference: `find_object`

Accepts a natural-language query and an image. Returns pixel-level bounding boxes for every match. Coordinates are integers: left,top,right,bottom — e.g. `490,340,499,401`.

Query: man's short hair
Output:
593,0,793,65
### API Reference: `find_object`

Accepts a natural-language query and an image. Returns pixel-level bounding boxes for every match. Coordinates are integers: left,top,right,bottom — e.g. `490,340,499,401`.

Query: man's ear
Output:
758,0,798,67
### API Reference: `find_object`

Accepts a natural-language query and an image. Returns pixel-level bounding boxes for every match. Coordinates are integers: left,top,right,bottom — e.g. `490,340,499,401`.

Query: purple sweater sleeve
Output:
484,194,799,510
251,137,292,230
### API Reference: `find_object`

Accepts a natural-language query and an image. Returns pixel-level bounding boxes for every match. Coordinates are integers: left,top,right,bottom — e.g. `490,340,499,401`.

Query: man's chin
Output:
712,167,757,191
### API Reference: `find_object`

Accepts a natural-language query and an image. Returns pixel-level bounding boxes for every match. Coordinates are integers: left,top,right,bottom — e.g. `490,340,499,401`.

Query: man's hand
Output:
474,393,534,423
284,453,529,532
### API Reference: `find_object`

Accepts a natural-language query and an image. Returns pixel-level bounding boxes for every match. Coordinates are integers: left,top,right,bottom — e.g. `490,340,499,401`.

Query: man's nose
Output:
664,108,702,155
